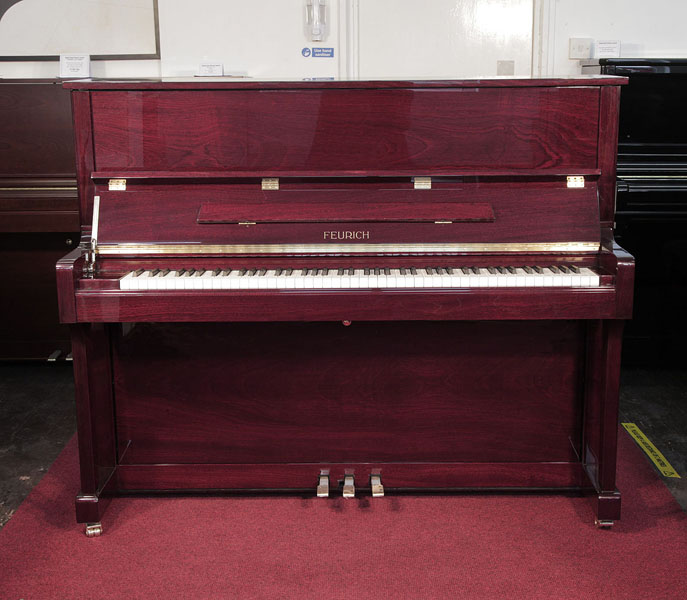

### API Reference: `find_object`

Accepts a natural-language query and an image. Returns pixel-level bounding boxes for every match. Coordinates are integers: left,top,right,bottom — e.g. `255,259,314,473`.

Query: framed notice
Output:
0,0,159,61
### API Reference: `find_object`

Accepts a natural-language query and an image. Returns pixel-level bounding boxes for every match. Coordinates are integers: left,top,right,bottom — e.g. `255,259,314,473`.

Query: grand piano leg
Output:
71,323,117,535
583,319,625,526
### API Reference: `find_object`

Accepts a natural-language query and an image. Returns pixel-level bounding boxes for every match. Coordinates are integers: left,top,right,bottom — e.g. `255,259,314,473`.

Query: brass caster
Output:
595,519,614,529
85,522,103,537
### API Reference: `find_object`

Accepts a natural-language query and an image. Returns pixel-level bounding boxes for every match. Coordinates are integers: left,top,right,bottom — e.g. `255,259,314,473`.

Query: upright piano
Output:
57,77,633,537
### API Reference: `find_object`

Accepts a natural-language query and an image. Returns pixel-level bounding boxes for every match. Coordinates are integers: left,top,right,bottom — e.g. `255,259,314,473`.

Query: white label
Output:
197,62,224,76
596,40,621,58
59,54,90,78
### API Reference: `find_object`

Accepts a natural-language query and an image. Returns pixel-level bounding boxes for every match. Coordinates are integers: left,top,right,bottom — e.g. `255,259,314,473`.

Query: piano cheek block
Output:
59,76,632,534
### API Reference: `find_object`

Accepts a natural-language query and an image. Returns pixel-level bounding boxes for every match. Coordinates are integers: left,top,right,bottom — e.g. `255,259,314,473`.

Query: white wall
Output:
159,0,341,78
2,0,687,80
357,0,533,79
546,0,687,76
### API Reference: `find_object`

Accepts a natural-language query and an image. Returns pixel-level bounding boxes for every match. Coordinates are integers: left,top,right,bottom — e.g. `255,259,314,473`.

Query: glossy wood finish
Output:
58,78,633,526
0,80,78,358
64,76,626,90
95,183,600,247
90,87,600,176
113,321,584,465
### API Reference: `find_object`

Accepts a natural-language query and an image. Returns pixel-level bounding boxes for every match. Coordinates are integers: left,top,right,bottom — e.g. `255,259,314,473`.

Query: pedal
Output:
342,474,355,499
370,474,384,497
316,473,329,498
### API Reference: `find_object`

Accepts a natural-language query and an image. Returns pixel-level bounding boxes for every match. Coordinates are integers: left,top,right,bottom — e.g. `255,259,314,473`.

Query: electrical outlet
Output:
569,38,593,60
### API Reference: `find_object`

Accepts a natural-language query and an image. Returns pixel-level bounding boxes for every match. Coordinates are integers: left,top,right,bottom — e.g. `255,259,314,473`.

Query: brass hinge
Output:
414,176,432,190
434,220,452,224
238,221,257,226
261,178,279,190
566,176,585,188
108,178,126,191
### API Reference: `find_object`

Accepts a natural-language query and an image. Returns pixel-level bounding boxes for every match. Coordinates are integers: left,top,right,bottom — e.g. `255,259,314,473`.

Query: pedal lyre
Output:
370,474,384,497
316,473,330,498
342,474,355,499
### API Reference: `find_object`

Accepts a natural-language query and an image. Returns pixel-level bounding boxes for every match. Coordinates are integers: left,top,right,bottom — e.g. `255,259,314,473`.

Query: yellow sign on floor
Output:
622,423,681,478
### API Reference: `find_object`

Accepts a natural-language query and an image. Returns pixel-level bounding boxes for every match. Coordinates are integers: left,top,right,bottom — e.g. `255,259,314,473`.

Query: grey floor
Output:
0,362,685,529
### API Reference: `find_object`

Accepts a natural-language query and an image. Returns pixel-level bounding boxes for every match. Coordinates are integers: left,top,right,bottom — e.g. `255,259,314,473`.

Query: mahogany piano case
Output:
57,77,633,536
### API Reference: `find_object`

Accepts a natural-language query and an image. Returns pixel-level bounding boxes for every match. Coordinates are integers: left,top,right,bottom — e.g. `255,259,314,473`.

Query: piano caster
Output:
342,475,355,499
370,474,384,498
595,519,614,529
316,473,330,498
84,522,103,537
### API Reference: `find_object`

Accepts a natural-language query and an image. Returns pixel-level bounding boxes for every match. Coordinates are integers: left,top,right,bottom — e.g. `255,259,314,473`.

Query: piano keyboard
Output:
119,266,601,290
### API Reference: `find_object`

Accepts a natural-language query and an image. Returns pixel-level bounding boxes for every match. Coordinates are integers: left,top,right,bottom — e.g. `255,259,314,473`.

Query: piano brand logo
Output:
323,231,370,240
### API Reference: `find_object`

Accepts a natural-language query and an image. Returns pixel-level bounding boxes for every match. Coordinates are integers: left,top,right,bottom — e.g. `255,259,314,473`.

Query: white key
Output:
120,272,134,290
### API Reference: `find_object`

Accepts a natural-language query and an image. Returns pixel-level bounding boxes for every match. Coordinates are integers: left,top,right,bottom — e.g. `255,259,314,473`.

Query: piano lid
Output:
92,181,600,256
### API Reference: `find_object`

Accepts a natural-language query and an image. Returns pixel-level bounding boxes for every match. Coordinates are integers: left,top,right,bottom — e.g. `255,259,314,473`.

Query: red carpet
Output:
1,431,685,600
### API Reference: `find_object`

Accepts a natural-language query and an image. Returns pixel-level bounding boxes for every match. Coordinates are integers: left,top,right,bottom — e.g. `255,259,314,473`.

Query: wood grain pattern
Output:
116,462,586,491
112,321,584,465
96,183,600,247
90,87,601,176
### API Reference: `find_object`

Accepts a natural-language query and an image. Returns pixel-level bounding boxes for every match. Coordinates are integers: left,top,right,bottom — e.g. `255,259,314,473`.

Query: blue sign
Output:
301,47,311,57
312,47,334,58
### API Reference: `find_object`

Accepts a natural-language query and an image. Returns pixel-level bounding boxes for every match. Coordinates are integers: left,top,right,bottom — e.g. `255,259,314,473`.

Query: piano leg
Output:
583,320,625,525
71,324,117,533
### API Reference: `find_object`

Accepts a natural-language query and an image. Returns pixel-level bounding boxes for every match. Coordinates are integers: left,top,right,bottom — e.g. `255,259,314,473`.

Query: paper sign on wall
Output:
596,40,621,58
59,54,90,78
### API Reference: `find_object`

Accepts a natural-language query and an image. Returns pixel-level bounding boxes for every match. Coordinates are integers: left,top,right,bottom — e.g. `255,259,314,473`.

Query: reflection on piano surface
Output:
57,77,633,536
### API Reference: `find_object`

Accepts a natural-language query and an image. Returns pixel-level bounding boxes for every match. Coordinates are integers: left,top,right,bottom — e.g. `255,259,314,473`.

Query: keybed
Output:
119,265,601,290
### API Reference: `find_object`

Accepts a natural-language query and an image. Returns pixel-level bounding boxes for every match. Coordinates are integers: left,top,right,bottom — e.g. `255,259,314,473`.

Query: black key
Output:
275,268,283,276
221,269,231,276
496,267,505,274
569,265,579,273
425,267,434,275
506,266,516,274
177,268,187,276
133,268,145,277
187,269,196,276
558,265,569,273
461,267,471,275
161,269,171,276
285,269,293,276
258,269,267,276
549,265,560,273
436,267,444,275
374,268,381,276
213,268,221,276
246,269,256,276
195,269,205,276
488,267,498,274
532,266,543,273
151,269,161,276
446,267,454,274
384,268,391,276
239,268,247,276
364,268,371,276
523,266,533,274
410,267,418,275
338,268,345,276
399,268,407,275
471,267,480,275
348,268,355,276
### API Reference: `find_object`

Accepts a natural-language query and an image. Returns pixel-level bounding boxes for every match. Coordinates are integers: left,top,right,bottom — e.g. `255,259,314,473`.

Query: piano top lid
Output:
63,75,627,90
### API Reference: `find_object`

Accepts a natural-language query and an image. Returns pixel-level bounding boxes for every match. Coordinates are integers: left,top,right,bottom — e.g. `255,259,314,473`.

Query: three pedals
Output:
316,472,384,499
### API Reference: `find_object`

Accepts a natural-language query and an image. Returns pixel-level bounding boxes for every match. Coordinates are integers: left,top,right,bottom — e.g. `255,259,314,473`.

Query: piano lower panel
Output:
74,287,623,322
113,321,585,468
115,462,587,491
